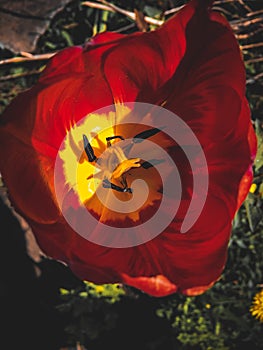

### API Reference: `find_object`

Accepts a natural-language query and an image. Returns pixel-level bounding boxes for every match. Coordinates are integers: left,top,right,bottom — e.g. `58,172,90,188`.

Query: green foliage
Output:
57,282,126,345
157,298,228,349
254,120,263,171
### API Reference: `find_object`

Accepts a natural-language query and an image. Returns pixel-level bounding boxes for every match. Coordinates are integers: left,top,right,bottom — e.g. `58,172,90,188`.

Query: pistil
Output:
83,127,163,194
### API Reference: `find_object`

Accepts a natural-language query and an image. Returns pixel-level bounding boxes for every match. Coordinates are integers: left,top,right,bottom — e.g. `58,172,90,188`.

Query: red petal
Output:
0,0,256,297
121,274,177,297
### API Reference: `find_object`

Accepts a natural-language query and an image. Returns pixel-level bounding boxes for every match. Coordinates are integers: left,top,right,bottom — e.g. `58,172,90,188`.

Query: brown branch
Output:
231,14,263,25
163,5,185,16
236,0,252,13
236,27,263,40
0,69,42,82
246,72,263,85
81,1,263,35
241,42,263,50
245,57,263,65
114,23,136,33
81,1,164,26
231,16,263,32
81,1,187,23
81,1,113,12
212,6,233,16
0,52,56,66
247,9,263,17
97,0,165,25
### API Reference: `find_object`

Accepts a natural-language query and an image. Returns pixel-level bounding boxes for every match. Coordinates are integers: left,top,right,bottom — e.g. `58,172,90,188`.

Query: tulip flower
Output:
0,0,256,297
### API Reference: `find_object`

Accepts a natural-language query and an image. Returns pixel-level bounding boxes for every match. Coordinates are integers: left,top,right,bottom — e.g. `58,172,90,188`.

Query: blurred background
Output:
0,1,262,349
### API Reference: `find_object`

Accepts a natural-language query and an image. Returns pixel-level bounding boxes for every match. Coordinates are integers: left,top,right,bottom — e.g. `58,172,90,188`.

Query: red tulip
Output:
0,0,256,297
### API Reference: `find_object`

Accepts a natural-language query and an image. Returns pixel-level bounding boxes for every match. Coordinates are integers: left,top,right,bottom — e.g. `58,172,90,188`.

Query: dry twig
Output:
81,1,164,26
0,52,56,66
246,72,263,85
245,57,263,65
241,42,263,50
0,69,42,82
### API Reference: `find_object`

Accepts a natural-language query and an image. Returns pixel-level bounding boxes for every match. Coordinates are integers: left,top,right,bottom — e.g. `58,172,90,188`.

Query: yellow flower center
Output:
58,107,164,224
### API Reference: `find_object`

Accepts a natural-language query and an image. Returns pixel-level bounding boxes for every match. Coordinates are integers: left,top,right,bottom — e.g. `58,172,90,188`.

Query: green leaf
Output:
143,5,162,18
61,30,74,46
254,119,263,171
244,193,263,232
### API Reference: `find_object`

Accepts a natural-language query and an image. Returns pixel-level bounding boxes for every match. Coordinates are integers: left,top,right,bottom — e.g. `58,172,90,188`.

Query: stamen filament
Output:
106,135,124,147
132,127,163,143
102,178,132,193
